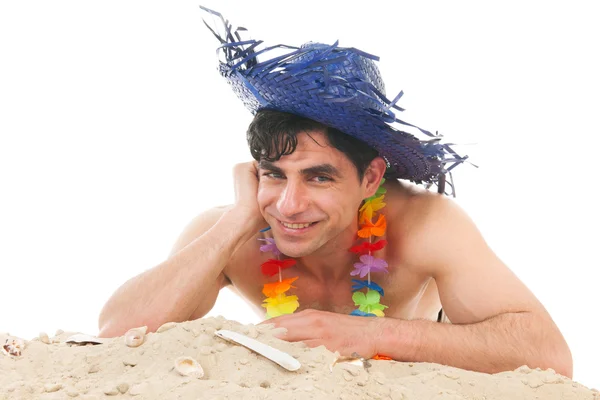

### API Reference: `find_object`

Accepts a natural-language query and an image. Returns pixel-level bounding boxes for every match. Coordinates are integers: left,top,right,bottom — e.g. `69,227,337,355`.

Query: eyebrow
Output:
259,160,342,178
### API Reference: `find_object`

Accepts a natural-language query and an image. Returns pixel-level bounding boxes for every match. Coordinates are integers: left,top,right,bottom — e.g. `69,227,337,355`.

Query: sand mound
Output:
1,316,597,399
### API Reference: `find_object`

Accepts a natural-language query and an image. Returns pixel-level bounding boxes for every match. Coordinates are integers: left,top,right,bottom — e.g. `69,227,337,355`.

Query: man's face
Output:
257,130,367,258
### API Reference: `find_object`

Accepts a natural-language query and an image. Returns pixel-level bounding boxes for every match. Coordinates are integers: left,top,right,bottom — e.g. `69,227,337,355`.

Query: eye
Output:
313,176,332,183
263,172,284,179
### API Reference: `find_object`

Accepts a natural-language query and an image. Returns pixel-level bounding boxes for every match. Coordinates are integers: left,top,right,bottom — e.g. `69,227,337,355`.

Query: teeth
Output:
282,222,311,229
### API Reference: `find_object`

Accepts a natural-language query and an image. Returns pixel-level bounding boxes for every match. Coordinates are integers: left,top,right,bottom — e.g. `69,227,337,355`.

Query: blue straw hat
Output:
200,6,468,195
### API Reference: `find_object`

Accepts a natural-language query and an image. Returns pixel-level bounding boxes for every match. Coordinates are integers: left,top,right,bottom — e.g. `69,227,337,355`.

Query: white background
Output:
0,0,598,390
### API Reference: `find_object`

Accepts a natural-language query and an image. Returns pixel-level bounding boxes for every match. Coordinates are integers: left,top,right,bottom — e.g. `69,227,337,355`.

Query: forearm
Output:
378,312,573,378
98,209,255,337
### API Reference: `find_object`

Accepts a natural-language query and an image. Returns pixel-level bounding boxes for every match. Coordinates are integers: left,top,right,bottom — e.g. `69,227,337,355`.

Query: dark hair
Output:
247,109,380,180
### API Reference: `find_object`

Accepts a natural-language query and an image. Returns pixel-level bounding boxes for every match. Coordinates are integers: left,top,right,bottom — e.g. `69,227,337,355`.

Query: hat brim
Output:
201,6,468,193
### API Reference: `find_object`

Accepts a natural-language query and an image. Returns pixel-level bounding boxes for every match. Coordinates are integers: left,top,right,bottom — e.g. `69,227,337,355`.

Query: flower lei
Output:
258,178,389,319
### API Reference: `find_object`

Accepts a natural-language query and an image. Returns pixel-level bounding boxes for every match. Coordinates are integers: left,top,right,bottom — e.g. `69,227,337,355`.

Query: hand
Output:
263,309,385,358
232,161,266,232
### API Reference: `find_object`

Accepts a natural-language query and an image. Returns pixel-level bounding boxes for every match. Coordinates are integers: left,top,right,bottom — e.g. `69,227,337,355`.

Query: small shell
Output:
2,338,24,356
173,356,204,379
156,322,177,333
39,332,51,344
43,383,62,393
124,326,147,348
329,351,370,372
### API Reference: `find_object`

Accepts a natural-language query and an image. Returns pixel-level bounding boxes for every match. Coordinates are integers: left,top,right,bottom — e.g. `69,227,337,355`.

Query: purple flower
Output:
258,238,281,256
351,255,388,278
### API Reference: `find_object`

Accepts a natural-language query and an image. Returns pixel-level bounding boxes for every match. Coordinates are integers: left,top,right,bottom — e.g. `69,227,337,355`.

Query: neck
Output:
294,214,360,284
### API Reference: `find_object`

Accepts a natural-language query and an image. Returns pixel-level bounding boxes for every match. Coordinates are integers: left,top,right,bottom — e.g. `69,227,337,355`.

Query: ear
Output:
362,157,387,198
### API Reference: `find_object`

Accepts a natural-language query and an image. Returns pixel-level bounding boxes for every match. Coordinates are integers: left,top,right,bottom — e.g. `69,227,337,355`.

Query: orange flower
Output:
372,353,392,361
262,277,299,298
357,214,386,238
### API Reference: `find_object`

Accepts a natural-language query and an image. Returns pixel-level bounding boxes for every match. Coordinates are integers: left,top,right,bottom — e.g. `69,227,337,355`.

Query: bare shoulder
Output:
168,205,234,257
384,179,453,229
385,180,478,271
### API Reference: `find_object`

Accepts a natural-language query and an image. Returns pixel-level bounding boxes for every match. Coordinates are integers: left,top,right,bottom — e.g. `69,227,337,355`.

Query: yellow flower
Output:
359,195,386,223
370,309,385,317
262,294,300,318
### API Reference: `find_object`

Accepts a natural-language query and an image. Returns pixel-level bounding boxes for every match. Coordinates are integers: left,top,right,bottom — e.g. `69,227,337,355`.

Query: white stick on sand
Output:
214,329,301,372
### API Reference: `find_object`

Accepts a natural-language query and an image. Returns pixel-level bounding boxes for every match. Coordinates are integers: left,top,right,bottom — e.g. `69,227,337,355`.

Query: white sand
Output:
1,316,597,400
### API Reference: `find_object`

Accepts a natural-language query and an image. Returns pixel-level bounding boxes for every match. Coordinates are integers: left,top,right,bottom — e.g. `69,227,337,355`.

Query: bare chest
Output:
226,259,441,322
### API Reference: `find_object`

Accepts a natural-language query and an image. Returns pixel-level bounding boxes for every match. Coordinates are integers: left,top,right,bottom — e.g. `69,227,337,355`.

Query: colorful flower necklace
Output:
258,179,389,319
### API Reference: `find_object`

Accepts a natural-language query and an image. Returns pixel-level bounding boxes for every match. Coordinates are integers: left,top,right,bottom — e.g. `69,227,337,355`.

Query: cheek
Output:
256,185,276,208
319,190,361,218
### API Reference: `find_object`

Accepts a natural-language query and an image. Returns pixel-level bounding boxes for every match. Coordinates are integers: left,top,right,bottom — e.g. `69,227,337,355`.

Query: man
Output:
98,8,572,377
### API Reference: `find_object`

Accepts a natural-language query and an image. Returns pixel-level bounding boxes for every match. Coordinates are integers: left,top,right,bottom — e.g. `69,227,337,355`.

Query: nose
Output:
276,181,309,218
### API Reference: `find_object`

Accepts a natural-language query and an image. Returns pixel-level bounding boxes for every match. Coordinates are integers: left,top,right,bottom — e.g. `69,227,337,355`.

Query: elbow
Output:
97,320,125,339
521,313,573,379
550,343,573,379
97,308,120,338
97,309,134,338
547,324,574,379
97,316,155,338
98,313,168,338
536,329,573,379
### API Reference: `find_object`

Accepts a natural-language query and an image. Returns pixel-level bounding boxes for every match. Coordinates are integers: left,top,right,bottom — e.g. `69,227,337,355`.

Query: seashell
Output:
65,334,107,345
116,382,129,394
214,329,300,372
124,326,147,348
103,385,119,396
156,321,177,333
329,351,371,372
173,356,204,379
2,338,24,356
44,383,62,393
39,332,50,344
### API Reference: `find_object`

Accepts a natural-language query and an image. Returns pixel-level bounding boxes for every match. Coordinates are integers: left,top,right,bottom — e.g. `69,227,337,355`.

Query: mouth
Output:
277,220,318,234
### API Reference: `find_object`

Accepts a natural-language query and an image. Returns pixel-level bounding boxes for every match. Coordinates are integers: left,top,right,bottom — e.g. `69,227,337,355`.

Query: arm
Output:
379,196,573,377
98,161,265,338
97,207,255,337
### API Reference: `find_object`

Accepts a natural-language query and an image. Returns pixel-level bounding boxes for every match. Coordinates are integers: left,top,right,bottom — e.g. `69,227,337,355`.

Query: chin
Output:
276,242,319,258
278,246,311,258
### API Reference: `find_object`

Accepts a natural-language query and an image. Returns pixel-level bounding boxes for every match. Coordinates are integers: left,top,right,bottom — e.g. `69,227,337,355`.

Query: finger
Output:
262,313,303,328
269,318,312,340
268,320,319,342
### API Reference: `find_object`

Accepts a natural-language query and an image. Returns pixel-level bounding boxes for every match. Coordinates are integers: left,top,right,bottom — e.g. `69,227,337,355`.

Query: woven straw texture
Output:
201,6,467,191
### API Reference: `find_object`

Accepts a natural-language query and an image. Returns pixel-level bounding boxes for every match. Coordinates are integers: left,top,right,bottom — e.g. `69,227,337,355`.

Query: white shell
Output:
156,322,177,333
214,329,300,372
65,334,108,345
329,351,371,372
39,332,50,344
174,356,204,379
124,326,147,348
2,338,24,356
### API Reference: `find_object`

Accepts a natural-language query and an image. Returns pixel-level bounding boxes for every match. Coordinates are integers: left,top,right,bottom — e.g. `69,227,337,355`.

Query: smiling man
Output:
97,8,573,377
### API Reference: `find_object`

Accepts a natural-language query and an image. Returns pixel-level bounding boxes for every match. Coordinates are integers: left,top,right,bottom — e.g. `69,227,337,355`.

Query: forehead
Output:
280,130,349,165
